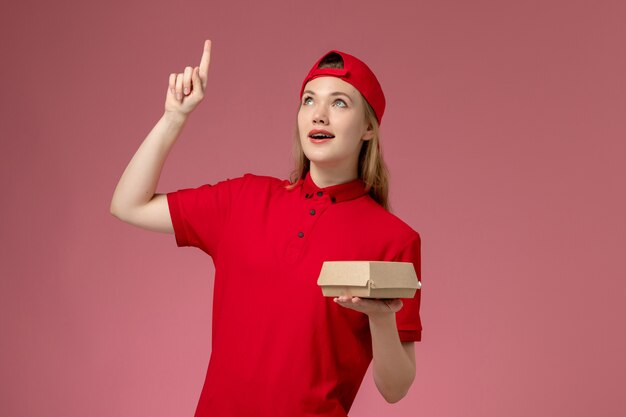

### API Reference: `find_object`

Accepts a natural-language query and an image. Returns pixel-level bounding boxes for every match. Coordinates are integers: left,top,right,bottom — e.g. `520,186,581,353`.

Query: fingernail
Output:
184,88,189,94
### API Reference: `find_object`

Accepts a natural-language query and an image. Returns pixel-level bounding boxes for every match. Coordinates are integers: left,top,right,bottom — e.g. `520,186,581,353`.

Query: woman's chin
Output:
303,149,329,162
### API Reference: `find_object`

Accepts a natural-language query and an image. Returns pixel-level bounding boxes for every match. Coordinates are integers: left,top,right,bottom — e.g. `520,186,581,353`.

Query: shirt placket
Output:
284,190,333,263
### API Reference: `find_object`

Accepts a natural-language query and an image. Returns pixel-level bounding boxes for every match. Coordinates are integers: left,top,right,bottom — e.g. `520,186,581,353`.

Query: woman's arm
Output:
109,112,188,233
368,312,416,403
110,40,212,233
334,296,416,403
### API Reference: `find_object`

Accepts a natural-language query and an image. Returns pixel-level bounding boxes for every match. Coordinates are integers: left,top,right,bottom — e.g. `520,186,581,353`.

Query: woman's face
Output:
297,76,373,172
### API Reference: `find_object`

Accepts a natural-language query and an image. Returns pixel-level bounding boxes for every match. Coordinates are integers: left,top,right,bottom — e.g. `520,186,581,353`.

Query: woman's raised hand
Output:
164,39,212,117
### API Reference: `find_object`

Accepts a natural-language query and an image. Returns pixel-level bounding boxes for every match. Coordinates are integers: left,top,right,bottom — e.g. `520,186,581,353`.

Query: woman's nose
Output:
313,108,328,124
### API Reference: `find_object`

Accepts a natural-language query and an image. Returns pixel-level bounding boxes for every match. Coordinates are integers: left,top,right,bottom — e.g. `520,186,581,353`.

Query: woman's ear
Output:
362,122,374,141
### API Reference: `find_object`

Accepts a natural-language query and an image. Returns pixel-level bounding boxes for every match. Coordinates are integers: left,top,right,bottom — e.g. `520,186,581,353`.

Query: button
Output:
309,209,316,215
330,196,336,203
297,231,304,238
317,191,323,196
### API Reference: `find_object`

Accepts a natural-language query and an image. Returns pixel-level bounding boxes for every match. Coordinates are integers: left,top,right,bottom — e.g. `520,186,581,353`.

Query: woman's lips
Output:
308,129,335,143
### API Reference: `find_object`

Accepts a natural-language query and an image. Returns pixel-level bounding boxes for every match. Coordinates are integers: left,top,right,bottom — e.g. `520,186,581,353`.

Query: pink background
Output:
1,0,625,416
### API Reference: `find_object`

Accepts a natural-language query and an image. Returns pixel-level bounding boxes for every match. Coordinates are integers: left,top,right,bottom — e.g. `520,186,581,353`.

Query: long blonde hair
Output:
285,53,392,211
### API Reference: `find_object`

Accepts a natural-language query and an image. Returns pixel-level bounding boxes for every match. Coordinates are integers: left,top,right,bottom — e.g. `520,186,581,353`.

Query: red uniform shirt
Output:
166,171,422,417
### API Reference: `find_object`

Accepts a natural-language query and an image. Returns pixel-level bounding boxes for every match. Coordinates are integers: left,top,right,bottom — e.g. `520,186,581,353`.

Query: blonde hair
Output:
285,53,391,211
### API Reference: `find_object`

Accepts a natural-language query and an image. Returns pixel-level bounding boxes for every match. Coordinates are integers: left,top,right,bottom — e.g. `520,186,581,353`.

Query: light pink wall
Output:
1,0,625,416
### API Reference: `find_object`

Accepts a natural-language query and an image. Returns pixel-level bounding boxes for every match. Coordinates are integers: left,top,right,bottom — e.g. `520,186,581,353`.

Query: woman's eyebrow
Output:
303,90,352,101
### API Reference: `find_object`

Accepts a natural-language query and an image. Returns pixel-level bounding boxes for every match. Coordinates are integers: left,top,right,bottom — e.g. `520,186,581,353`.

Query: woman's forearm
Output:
110,111,188,217
369,312,415,403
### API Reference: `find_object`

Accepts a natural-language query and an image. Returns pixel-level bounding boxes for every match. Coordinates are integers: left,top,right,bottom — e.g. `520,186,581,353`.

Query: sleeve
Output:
392,232,422,342
166,174,249,257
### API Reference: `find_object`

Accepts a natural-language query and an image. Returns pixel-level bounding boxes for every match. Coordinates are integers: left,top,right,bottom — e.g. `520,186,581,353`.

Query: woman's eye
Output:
301,96,347,107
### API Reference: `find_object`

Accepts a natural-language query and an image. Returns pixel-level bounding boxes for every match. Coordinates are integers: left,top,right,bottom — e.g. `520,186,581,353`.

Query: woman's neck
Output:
309,163,358,188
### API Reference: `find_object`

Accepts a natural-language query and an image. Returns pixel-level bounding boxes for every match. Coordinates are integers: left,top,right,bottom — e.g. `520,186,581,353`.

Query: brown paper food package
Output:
317,261,421,299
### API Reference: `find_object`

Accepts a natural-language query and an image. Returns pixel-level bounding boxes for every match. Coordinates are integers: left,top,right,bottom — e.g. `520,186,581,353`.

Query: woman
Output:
110,39,422,417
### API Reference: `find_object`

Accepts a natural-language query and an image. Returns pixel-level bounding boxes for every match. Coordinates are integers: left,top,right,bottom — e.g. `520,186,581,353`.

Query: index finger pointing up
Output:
199,40,212,79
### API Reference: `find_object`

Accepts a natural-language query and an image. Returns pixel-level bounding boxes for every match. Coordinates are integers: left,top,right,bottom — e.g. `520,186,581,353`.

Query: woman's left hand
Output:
333,296,403,317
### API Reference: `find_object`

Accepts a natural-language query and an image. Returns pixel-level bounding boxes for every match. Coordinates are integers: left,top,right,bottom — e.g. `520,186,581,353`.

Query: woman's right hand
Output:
164,39,212,117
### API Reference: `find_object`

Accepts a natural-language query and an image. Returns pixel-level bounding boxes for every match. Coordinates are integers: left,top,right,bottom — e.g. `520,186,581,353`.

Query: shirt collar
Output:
299,170,368,203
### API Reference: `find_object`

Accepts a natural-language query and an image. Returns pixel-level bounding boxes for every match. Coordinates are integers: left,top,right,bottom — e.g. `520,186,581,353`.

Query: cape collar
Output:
299,170,368,203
